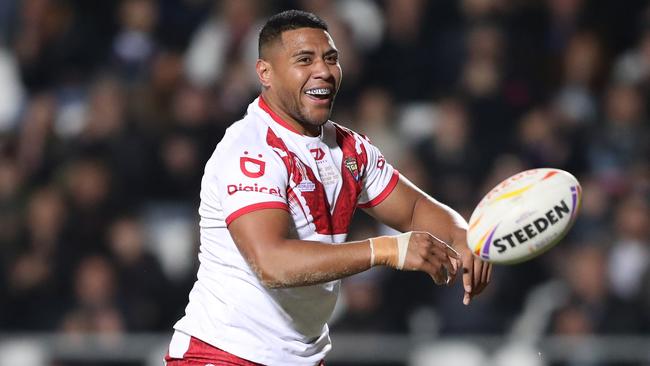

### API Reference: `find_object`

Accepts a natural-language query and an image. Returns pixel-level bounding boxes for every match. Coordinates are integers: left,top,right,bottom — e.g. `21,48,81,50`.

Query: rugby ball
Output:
467,168,581,264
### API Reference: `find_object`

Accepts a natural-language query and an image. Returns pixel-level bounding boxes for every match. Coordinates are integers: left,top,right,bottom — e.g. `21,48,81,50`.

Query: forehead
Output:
279,28,337,53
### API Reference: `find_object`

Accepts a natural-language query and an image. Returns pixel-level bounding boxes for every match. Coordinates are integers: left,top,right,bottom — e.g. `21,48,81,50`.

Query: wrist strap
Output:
395,232,411,270
369,232,412,269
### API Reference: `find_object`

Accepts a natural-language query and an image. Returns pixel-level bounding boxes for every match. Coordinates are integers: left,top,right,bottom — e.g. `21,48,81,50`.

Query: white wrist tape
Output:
369,238,376,267
395,232,412,270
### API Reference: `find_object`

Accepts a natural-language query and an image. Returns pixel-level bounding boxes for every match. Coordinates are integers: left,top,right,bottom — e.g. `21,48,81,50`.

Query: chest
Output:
286,141,365,236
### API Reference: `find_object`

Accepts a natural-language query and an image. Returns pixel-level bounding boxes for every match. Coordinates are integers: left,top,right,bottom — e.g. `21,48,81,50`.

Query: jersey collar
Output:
258,95,323,138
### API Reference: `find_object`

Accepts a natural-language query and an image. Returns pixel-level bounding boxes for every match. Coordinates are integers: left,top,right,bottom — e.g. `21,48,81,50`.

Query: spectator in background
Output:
570,176,612,240
607,194,650,303
12,0,71,91
112,0,158,80
588,82,649,195
612,25,650,86
167,83,225,164
153,132,203,201
60,255,126,340
0,1,646,364
5,186,67,330
0,153,21,328
352,86,402,164
12,0,113,92
72,75,154,207
460,21,518,168
553,31,603,127
184,0,263,115
0,155,22,249
416,96,481,210
108,215,172,331
515,106,572,170
0,46,24,132
15,93,58,184
548,244,645,366
365,0,434,103
61,158,115,259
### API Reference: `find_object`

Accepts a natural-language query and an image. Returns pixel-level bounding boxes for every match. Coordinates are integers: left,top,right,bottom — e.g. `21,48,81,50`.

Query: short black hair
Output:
258,10,328,59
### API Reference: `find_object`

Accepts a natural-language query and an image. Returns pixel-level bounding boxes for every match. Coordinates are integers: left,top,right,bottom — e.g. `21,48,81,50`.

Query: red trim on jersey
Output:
287,187,307,217
358,170,400,208
266,128,333,234
165,336,262,365
225,202,289,226
330,124,366,234
165,336,326,365
258,96,302,135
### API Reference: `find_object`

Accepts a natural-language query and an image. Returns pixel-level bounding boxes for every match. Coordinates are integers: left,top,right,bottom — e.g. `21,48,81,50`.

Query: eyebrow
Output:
291,49,338,58
291,50,315,57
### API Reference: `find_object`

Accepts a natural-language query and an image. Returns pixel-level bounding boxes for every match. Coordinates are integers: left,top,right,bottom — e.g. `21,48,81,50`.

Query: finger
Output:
424,259,446,285
462,255,473,305
426,246,457,278
430,273,445,285
446,258,460,285
464,260,480,305
445,246,461,263
487,263,493,283
478,262,493,294
473,258,483,292
422,256,451,286
451,255,459,273
427,233,460,260
472,261,486,295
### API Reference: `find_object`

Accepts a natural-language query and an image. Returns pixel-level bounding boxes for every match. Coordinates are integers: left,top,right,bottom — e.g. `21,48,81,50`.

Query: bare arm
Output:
364,174,493,305
228,208,371,288
228,206,458,288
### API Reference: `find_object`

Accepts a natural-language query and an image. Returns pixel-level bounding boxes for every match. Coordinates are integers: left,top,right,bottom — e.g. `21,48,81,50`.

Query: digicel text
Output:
493,199,570,253
227,183,283,197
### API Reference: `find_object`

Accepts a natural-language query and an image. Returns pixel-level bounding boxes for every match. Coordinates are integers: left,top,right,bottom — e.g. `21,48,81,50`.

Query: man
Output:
166,10,492,366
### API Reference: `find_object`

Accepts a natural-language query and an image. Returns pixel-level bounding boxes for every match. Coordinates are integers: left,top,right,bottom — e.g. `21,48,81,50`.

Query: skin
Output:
232,27,492,305
257,28,341,136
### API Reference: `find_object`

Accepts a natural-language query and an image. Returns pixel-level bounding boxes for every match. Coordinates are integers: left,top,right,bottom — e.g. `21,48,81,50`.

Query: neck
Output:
260,93,321,137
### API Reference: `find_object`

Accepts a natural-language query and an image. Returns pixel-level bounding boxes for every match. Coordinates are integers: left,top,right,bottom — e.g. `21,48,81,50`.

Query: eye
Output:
297,56,312,64
325,54,339,64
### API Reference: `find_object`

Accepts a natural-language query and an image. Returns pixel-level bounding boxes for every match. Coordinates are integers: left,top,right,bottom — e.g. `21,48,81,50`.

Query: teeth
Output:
305,88,331,96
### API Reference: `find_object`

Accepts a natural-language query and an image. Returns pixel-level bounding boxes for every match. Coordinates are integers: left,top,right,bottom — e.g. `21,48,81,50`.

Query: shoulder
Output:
213,114,273,156
206,114,286,174
329,121,372,144
328,121,378,155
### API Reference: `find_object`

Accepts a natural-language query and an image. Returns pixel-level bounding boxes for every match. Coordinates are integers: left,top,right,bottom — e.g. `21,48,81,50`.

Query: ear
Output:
256,59,272,88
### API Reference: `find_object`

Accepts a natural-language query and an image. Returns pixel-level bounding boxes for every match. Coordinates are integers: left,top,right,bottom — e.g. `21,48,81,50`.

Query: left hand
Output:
451,232,493,305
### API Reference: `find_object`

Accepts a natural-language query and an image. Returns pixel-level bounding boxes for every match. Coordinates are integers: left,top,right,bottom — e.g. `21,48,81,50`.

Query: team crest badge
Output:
344,157,360,181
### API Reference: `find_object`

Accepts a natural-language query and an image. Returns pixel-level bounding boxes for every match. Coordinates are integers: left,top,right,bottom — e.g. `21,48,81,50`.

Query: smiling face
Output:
257,27,342,136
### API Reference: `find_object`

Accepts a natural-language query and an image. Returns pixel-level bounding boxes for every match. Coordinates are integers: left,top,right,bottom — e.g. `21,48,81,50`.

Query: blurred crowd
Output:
0,0,649,364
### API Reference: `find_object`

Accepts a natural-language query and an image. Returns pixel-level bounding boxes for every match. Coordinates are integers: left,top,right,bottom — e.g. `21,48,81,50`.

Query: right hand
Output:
402,231,460,285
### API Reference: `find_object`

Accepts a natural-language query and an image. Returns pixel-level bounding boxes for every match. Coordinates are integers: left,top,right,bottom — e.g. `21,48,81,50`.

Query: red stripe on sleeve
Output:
358,170,400,209
225,202,289,226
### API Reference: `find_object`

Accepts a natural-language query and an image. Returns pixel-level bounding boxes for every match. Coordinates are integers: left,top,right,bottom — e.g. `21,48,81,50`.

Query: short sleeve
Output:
214,146,289,225
357,139,399,208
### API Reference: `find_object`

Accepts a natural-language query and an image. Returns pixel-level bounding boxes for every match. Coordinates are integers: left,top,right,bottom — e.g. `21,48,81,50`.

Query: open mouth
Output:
304,87,333,101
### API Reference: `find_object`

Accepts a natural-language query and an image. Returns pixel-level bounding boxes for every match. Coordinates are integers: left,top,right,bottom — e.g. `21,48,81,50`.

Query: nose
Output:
311,58,333,80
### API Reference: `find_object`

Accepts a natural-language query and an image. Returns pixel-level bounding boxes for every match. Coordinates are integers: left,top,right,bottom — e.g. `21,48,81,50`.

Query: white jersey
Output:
172,97,398,365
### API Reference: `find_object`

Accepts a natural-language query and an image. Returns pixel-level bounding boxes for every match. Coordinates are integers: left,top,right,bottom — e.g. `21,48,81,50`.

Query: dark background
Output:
0,0,649,365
